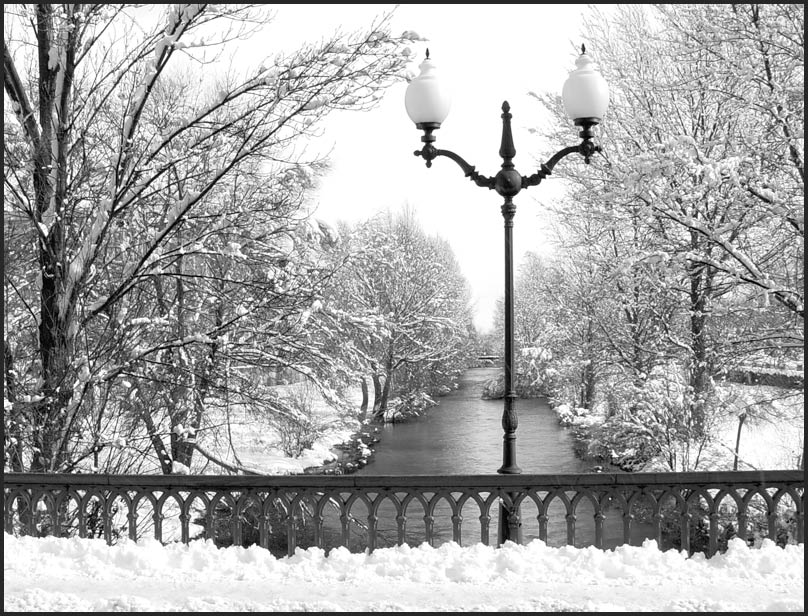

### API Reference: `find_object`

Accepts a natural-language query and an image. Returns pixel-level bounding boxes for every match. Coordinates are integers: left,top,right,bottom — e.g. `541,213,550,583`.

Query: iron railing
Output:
4,470,803,558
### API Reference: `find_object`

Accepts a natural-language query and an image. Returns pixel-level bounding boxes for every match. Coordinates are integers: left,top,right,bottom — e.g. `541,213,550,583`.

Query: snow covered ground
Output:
4,532,803,612
710,384,804,471
555,382,804,473
196,380,365,475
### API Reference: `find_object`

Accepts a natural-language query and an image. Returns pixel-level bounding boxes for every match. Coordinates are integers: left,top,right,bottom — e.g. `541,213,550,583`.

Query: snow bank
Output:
4,533,803,612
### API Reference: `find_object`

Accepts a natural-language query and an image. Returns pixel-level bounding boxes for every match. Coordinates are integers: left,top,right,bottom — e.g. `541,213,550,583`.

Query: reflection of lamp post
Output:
405,45,609,543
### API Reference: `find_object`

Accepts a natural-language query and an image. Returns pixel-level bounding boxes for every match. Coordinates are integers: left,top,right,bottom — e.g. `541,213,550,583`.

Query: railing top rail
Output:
3,470,803,489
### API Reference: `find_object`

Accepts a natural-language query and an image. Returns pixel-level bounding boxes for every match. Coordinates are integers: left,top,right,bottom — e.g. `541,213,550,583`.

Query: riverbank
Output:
303,421,382,475
303,387,448,475
549,383,804,472
297,377,802,477
277,368,604,476
310,368,622,477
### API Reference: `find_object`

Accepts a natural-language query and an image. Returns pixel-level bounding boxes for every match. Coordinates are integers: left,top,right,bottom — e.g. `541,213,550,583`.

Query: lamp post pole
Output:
406,46,608,544
495,101,522,478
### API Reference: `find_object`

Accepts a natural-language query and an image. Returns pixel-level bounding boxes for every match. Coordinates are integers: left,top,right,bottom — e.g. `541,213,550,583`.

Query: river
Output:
355,366,592,476
350,367,651,550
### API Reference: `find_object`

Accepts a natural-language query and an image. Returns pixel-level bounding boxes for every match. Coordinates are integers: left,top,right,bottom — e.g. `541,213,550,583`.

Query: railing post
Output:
680,511,692,555
623,511,633,546
451,514,463,545
653,512,663,546
708,511,719,557
286,512,296,557
396,514,407,546
738,509,749,543
424,513,435,546
259,512,271,549
232,512,242,548
479,512,491,546
128,510,138,542
767,509,778,542
537,512,548,543
153,510,162,542
313,512,324,549
340,512,350,548
594,510,605,549
566,512,577,546
367,514,378,552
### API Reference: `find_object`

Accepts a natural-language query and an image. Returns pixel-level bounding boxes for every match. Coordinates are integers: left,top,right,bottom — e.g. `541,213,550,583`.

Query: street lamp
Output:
405,45,609,543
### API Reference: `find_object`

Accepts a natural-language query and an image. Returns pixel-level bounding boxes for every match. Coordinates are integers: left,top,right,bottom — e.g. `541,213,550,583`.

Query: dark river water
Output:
349,367,652,550
356,367,592,476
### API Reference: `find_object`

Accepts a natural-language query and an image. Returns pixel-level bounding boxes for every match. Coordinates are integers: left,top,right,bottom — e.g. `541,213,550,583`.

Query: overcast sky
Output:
257,4,598,332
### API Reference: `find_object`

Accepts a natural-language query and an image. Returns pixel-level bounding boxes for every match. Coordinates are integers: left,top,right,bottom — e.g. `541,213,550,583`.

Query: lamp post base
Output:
498,436,522,545
497,501,522,545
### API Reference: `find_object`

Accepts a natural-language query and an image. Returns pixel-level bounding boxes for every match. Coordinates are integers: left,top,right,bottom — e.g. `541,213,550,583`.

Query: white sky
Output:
260,4,595,332
5,532,803,611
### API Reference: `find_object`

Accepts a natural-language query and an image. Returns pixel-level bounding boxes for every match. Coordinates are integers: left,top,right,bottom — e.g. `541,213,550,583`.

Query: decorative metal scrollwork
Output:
4,471,803,558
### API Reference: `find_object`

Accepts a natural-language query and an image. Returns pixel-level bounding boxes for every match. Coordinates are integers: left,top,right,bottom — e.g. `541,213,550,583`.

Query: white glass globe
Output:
562,51,609,122
405,55,451,126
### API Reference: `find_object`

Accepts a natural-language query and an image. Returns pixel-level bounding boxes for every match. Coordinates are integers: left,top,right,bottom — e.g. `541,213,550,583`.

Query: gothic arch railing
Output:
4,471,803,558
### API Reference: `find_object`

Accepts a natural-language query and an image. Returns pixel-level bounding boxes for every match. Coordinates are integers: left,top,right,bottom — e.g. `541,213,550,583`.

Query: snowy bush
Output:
383,392,436,423
269,384,333,458
553,404,595,427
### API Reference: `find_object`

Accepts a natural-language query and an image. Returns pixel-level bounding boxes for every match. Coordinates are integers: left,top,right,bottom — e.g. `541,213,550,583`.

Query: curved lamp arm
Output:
522,120,602,189
412,105,602,197
414,139,495,189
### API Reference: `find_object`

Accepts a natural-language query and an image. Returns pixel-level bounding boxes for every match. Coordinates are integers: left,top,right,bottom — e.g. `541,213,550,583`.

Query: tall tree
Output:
526,3,802,469
325,209,474,420
3,4,416,472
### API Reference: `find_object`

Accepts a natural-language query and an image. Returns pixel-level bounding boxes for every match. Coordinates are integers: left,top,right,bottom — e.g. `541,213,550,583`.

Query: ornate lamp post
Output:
405,45,609,543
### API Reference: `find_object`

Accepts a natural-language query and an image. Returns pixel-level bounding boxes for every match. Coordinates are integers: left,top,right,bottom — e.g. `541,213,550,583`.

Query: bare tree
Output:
524,3,802,469
3,4,417,472
325,209,474,420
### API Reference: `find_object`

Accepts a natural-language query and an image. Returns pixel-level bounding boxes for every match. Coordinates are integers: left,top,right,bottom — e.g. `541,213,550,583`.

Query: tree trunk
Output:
175,300,223,469
580,320,596,409
33,257,74,471
4,340,32,532
134,388,173,475
376,373,392,420
27,3,81,473
687,245,715,438
371,367,382,415
170,247,190,468
359,376,369,421
375,348,395,420
4,341,24,472
733,413,746,471
580,361,596,410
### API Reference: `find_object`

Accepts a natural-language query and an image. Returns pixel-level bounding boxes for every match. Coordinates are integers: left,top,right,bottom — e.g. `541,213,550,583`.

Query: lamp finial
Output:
581,43,586,55
426,48,430,60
